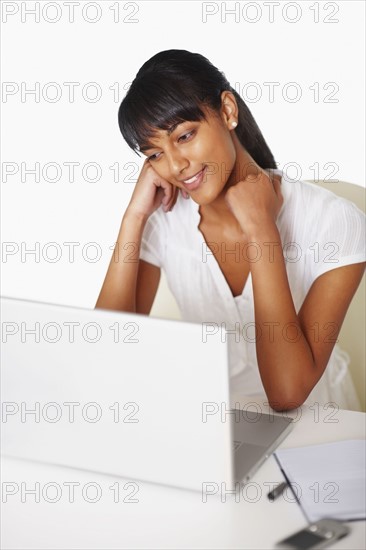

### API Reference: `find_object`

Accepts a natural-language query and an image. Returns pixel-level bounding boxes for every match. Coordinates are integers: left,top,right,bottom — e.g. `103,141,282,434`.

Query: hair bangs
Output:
118,77,208,155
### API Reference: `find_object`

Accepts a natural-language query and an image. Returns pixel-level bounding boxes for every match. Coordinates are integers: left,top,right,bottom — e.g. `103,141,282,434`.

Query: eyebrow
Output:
139,121,183,153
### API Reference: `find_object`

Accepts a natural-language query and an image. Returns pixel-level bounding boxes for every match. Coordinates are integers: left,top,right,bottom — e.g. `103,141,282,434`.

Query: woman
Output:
95,49,365,411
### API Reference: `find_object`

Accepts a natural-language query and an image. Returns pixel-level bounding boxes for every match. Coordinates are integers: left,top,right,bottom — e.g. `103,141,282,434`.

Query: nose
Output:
165,149,189,179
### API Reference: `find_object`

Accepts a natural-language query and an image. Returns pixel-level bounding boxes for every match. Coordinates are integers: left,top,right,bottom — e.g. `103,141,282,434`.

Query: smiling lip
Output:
181,166,207,191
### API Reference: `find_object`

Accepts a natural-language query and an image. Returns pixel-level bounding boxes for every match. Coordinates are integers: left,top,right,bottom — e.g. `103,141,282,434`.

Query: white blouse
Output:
139,169,365,410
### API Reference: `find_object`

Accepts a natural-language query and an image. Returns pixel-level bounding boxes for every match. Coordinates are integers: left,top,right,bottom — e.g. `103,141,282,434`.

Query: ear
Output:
220,90,239,129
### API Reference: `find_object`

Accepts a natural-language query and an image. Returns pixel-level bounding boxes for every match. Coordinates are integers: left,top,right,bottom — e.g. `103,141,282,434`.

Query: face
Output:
140,94,240,206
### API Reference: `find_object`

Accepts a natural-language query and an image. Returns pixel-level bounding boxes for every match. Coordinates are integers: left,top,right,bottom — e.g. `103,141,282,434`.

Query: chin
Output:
194,183,226,205
190,191,216,207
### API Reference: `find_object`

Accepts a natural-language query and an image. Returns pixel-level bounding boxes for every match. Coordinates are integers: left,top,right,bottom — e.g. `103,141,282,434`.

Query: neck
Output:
199,140,264,229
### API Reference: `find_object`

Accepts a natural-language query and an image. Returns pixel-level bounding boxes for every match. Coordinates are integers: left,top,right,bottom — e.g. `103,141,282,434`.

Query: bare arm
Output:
95,158,179,314
248,221,365,411
95,208,160,314
225,169,365,411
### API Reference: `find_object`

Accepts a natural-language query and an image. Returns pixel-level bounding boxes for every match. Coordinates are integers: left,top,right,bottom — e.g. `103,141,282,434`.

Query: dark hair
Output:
118,49,277,170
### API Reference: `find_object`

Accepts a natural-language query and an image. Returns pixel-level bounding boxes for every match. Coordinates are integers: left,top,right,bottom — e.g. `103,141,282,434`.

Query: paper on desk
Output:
275,439,366,522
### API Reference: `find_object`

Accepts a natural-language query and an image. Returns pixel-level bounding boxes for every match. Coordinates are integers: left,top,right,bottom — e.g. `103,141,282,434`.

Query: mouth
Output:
181,166,207,191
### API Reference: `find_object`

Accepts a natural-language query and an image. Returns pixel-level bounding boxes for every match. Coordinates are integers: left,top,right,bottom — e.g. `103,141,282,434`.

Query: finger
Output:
161,182,172,203
142,157,151,170
180,188,190,200
272,177,282,196
161,185,174,211
167,185,180,211
168,186,179,211
262,170,274,185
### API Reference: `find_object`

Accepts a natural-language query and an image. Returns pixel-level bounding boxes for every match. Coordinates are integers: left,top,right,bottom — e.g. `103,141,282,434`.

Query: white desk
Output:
1,396,365,550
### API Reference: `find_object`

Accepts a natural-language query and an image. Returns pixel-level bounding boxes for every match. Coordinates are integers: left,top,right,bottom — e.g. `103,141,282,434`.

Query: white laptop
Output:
0,296,293,494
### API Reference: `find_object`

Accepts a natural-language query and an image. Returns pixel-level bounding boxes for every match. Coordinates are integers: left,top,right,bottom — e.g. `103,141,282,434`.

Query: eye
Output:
146,129,195,161
147,152,160,162
178,130,195,143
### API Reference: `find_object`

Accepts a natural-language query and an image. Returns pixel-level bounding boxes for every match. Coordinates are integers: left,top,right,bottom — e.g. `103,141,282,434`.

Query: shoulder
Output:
276,170,365,234
147,192,195,226
272,170,365,281
142,192,196,240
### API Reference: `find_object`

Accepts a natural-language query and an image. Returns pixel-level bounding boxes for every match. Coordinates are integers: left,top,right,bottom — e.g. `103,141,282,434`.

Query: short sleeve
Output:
139,209,166,268
308,195,365,282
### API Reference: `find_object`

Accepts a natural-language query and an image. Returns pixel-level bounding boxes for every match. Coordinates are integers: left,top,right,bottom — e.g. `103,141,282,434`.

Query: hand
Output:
126,159,183,219
224,169,283,237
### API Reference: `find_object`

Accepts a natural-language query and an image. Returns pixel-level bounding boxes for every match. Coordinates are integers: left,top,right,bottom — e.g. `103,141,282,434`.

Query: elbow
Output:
264,367,317,412
268,399,304,412
94,301,105,311
266,387,308,413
